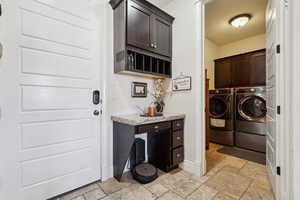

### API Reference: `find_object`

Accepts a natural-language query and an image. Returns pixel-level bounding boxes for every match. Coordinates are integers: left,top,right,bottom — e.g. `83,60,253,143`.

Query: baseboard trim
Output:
180,160,203,177
101,164,113,181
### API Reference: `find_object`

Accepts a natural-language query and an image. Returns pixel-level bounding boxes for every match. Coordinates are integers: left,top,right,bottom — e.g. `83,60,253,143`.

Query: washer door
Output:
209,96,228,118
238,95,267,121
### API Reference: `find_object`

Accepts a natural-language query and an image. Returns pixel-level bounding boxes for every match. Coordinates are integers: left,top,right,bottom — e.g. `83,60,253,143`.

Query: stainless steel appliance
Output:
209,88,235,146
235,87,267,152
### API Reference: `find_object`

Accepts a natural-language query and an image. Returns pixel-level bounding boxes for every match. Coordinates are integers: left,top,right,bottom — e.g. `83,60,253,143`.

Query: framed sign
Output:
172,76,192,91
132,82,147,97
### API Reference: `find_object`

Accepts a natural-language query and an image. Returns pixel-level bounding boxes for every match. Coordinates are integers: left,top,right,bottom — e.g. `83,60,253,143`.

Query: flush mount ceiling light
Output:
229,14,252,28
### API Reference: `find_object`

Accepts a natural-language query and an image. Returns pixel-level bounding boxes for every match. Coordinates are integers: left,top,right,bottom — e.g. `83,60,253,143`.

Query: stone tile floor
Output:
55,143,274,200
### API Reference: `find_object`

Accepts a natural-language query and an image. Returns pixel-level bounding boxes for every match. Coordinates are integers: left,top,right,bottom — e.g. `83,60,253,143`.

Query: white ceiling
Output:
205,0,268,45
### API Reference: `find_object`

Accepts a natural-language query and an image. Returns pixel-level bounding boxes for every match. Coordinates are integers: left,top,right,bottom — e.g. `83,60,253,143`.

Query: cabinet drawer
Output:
138,122,171,133
172,130,184,148
173,120,184,131
172,147,184,165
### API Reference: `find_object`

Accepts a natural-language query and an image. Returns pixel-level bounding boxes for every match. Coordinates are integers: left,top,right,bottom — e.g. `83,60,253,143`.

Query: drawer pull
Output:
154,126,159,129
176,123,180,127
177,137,181,140
177,154,181,158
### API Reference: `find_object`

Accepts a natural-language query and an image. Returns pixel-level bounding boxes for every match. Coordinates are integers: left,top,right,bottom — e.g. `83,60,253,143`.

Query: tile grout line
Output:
211,191,222,200
183,182,205,199
142,182,169,200
97,184,123,197
238,179,254,200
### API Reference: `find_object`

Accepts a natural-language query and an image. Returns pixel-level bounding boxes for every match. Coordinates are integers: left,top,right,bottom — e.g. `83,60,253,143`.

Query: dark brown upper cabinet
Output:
215,49,266,88
231,54,252,87
215,58,232,88
110,0,174,78
249,51,266,86
152,16,172,57
127,0,153,51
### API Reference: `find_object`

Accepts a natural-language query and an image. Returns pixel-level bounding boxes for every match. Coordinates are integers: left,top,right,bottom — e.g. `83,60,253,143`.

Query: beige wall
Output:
205,34,266,89
162,0,203,175
205,39,218,89
217,34,266,58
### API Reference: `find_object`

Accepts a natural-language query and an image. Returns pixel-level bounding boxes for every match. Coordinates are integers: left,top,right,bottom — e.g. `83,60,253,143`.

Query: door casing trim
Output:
199,0,292,199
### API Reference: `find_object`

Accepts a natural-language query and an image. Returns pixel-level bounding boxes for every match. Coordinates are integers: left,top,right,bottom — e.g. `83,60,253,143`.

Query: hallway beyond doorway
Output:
206,143,274,199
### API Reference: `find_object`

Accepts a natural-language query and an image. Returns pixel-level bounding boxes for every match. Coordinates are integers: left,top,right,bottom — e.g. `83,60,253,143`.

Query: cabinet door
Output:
215,59,232,88
232,55,252,87
127,0,152,50
249,51,266,86
148,129,171,171
152,16,172,57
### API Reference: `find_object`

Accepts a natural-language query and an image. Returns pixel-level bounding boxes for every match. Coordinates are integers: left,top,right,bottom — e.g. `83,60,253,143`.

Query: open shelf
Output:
144,55,151,72
127,50,172,78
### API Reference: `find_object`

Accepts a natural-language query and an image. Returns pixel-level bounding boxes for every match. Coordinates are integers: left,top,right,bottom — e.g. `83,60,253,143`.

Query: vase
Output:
155,102,164,113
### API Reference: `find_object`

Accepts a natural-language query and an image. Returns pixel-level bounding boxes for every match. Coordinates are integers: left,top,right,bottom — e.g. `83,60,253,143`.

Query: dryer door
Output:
238,95,267,121
209,96,228,118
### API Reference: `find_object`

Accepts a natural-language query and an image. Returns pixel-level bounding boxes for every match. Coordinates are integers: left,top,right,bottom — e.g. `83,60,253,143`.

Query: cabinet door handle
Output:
177,137,181,140
150,43,154,48
177,123,180,127
177,154,181,158
154,125,159,129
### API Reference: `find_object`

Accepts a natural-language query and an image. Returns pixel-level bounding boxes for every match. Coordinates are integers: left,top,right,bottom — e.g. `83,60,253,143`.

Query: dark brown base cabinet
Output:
141,120,184,172
110,0,174,78
215,49,266,88
113,119,184,181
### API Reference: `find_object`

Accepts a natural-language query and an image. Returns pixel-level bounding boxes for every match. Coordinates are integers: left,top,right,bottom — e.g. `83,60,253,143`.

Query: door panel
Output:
21,10,90,49
21,119,92,149
232,55,251,87
22,48,91,79
250,51,266,86
21,149,92,187
34,0,90,20
215,59,232,88
127,0,152,50
22,86,90,110
152,16,172,57
0,0,101,199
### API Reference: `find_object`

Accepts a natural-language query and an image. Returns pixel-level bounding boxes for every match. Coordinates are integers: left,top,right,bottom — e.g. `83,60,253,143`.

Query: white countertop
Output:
111,113,185,126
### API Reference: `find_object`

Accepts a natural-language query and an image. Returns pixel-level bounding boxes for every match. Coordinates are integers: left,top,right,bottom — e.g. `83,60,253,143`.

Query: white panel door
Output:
266,0,282,197
0,0,102,199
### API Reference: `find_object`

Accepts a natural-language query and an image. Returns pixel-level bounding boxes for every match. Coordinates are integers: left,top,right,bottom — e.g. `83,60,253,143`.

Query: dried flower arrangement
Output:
152,79,167,113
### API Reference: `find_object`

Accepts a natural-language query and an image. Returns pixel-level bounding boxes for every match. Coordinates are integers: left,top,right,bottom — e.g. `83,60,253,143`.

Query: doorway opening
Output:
202,0,275,199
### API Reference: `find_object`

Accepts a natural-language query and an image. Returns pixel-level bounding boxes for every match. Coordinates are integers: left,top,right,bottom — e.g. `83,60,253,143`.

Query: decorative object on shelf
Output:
152,79,167,113
147,103,157,116
136,105,163,117
127,53,135,70
140,113,163,117
172,74,192,91
132,82,147,98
